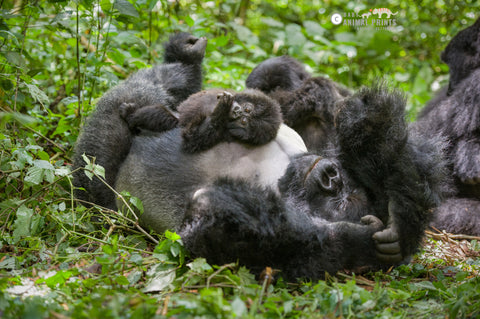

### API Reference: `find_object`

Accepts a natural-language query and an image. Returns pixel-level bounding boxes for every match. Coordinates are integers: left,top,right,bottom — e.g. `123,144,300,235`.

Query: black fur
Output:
246,56,350,152
179,84,449,279
416,18,480,235
441,17,480,95
72,32,207,209
177,88,282,153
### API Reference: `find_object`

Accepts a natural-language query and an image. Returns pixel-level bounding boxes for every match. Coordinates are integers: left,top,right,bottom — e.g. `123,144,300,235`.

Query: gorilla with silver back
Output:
115,83,448,279
73,34,448,279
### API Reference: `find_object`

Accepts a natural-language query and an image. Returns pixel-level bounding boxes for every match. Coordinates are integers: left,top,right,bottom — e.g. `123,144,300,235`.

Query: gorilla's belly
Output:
196,124,307,190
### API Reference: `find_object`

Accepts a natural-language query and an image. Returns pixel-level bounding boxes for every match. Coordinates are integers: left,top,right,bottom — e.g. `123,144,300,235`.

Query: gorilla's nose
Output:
305,158,343,194
317,159,342,192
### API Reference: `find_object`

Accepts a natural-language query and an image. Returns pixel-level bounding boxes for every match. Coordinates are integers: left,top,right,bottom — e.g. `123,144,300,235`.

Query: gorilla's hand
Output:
360,215,384,230
211,91,234,128
372,201,402,263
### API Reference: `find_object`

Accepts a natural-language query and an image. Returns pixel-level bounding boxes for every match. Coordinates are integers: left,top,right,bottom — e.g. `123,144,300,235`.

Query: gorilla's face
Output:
279,154,370,223
441,18,480,94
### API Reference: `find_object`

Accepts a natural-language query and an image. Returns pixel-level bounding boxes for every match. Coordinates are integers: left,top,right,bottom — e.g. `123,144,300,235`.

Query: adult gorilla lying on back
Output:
115,84,448,279
72,33,447,279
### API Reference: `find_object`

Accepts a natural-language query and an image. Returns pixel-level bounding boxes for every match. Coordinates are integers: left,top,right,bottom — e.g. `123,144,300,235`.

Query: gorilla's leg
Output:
335,84,447,258
180,178,393,279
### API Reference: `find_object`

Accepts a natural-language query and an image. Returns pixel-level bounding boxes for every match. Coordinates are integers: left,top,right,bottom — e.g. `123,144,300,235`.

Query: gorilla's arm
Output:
179,178,391,280
119,102,179,133
335,84,449,257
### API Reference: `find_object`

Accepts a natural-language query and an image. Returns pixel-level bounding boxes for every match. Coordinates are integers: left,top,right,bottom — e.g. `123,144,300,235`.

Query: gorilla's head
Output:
279,154,370,223
441,17,480,94
163,32,208,65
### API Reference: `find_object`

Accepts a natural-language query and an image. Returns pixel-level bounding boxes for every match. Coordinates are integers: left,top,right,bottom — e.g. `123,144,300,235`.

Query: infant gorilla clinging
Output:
121,88,283,153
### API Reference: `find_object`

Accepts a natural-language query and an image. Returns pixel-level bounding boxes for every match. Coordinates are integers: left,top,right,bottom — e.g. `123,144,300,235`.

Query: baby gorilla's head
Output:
279,154,370,223
226,89,283,145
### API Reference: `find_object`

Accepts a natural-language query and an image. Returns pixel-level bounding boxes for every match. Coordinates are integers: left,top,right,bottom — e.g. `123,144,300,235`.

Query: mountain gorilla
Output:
72,32,207,210
73,33,447,279
415,17,480,236
115,84,448,279
246,55,351,153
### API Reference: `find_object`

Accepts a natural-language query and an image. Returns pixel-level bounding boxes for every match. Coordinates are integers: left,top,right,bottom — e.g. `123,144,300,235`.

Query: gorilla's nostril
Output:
305,158,343,194
318,161,341,192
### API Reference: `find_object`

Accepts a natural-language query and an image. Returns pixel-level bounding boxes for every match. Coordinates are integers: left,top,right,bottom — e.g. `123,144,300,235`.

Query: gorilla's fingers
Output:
376,252,403,264
212,91,234,122
372,227,399,243
375,241,401,255
360,215,384,229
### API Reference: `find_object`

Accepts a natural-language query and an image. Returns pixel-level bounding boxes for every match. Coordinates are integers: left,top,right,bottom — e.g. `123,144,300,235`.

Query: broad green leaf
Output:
187,258,213,273
285,24,306,47
129,196,144,214
24,166,44,184
25,83,50,107
114,0,139,18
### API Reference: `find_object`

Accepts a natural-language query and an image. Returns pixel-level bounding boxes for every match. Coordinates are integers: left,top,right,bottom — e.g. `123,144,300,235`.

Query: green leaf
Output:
184,15,194,27
187,258,213,273
115,275,130,286
231,297,247,317
24,166,44,184
165,230,181,242
114,0,139,18
129,196,144,214
34,160,54,170
44,270,73,288
24,83,50,107
304,20,326,36
285,23,306,47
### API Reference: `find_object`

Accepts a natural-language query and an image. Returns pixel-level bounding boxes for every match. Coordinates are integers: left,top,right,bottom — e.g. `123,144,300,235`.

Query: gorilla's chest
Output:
196,124,307,190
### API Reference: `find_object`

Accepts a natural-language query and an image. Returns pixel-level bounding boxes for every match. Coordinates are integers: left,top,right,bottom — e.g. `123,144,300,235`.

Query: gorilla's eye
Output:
241,117,248,126
244,103,253,113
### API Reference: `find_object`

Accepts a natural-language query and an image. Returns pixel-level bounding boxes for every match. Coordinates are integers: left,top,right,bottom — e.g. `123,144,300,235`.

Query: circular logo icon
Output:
331,13,342,25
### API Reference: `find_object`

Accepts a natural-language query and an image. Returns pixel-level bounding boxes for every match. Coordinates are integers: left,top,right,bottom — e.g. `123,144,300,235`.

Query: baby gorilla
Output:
178,89,282,153
121,88,283,153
